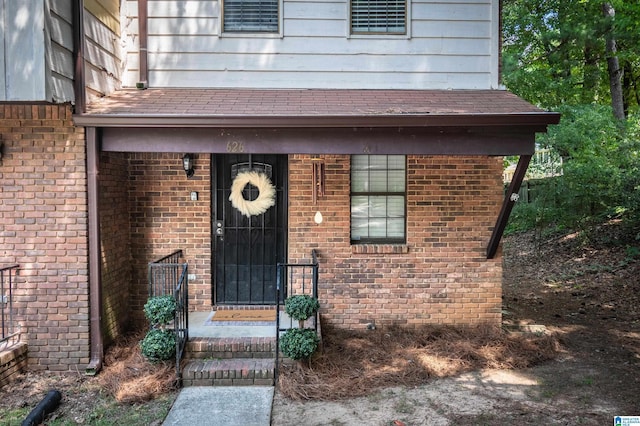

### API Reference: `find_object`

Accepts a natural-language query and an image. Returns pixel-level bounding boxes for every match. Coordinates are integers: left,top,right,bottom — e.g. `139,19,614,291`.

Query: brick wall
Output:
288,154,504,328
0,104,90,371
99,152,132,345
129,153,211,325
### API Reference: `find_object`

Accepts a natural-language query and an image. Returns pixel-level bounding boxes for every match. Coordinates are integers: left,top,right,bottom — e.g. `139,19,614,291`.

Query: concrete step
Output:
185,337,277,360
182,358,275,386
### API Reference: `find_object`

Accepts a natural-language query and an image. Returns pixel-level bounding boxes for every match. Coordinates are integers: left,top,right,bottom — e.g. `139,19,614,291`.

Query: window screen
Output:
351,155,406,243
351,0,406,34
223,0,279,32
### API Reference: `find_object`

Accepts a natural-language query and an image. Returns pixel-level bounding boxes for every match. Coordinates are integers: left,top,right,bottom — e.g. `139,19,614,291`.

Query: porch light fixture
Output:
182,153,194,178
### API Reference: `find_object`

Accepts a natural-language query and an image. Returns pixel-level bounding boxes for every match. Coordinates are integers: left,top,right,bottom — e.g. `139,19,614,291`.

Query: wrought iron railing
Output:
275,250,319,381
148,251,188,381
0,265,20,350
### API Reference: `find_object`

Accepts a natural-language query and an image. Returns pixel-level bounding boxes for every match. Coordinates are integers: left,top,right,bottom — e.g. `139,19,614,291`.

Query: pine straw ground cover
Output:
97,330,178,403
278,323,561,401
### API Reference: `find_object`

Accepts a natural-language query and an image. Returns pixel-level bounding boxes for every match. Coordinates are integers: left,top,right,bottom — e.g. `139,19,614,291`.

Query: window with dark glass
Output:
351,155,406,243
223,0,279,32
350,0,406,34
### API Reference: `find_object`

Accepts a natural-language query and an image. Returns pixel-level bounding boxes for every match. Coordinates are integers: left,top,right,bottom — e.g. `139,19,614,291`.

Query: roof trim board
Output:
98,126,537,156
75,112,558,129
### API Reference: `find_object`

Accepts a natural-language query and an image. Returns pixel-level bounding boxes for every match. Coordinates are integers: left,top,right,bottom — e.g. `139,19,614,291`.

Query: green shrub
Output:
144,295,177,326
140,329,176,362
507,106,640,234
284,295,320,322
280,328,319,361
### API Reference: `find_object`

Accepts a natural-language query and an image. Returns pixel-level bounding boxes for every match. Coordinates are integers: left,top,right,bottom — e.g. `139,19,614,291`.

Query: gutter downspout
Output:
72,0,86,113
73,0,101,373
486,155,532,259
85,127,103,375
138,0,148,88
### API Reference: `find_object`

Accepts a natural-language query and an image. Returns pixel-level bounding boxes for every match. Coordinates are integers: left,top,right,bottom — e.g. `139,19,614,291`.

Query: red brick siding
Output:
99,152,132,344
129,153,211,324
288,155,503,328
0,104,90,371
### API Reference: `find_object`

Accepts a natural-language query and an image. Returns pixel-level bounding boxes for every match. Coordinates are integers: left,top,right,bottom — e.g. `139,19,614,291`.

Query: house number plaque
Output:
226,141,245,153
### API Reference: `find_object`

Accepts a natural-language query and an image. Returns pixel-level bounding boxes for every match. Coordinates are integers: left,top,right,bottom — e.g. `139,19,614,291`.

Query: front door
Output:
213,154,287,305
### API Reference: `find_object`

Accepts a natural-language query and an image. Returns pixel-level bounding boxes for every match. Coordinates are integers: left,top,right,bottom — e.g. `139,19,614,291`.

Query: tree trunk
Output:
602,2,625,120
581,42,599,104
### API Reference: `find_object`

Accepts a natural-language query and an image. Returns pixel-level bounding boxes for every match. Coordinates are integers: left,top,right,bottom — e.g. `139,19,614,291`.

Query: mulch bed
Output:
278,323,560,401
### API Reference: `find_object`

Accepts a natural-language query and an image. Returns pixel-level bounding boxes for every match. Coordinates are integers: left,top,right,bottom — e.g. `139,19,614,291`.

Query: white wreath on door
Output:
228,171,276,217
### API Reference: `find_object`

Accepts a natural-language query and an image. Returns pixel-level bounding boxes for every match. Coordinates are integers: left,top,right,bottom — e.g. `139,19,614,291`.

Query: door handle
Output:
215,221,224,238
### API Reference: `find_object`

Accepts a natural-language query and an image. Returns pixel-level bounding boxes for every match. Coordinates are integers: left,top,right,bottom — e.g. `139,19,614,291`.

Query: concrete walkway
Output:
163,386,274,426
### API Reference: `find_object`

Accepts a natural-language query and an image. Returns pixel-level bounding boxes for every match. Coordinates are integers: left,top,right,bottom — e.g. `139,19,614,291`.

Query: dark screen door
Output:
213,154,287,305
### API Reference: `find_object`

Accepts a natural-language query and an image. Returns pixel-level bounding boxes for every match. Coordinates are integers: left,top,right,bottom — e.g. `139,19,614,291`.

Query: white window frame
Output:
350,155,407,244
348,0,411,38
220,0,284,38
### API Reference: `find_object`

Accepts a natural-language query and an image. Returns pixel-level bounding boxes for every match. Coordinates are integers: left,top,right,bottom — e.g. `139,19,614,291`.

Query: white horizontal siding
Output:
146,69,487,89
122,0,498,90
47,0,74,102
50,43,74,77
143,36,491,55
49,7,74,49
148,17,219,35
412,2,490,21
144,52,490,73
84,1,122,100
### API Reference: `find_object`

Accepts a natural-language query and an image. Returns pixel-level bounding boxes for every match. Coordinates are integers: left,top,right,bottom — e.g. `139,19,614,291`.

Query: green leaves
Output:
140,329,176,362
141,296,177,362
284,295,320,322
143,295,177,326
281,295,321,360
280,328,319,361
508,105,640,233
502,0,639,111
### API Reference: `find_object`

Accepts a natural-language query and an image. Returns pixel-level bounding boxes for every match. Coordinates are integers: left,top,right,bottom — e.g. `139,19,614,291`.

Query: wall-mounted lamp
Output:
182,153,194,178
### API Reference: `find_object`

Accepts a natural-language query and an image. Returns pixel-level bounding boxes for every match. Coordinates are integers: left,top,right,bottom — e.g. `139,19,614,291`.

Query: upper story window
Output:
350,0,407,35
223,0,279,32
351,155,406,244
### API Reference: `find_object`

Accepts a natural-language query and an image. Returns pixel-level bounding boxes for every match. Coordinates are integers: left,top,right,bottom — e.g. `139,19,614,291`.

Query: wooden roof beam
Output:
487,154,531,259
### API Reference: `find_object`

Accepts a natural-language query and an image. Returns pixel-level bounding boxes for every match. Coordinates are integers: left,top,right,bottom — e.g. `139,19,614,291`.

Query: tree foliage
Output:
502,1,640,235
502,0,639,113
507,106,640,233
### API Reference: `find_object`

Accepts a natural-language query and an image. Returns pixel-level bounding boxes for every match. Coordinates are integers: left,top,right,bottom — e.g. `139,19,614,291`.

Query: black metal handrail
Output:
148,251,188,381
0,265,20,349
275,250,319,381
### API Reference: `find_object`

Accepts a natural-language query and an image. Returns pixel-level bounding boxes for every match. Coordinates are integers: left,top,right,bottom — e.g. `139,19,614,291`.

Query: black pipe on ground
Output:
21,390,62,426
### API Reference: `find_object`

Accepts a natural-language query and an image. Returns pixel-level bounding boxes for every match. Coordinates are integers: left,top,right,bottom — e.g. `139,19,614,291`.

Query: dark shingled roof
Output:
75,88,560,128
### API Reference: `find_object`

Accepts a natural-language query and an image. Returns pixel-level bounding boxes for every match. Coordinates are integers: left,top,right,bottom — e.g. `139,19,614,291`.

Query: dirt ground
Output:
271,224,640,425
2,224,639,425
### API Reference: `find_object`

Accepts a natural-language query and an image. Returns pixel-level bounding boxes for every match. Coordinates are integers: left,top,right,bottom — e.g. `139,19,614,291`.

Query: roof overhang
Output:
95,126,541,156
74,112,556,130
74,88,560,156
76,88,561,260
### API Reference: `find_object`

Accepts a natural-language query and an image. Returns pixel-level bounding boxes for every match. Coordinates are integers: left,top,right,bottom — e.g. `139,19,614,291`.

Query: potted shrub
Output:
284,294,320,328
141,295,177,362
143,295,177,328
279,328,319,361
140,329,176,362
281,294,321,363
